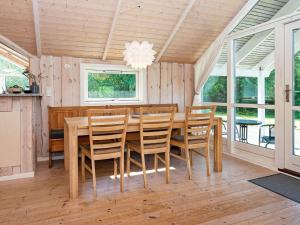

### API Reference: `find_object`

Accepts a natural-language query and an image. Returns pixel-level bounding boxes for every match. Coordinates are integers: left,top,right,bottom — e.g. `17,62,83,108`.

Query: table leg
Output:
239,125,248,143
64,121,69,171
214,118,222,172
68,125,79,200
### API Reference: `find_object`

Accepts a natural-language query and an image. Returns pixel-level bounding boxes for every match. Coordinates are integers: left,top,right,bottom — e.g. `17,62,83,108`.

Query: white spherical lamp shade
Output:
123,41,156,69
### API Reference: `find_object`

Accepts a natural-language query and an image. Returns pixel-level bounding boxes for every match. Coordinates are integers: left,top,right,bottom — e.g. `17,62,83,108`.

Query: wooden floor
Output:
0,153,300,225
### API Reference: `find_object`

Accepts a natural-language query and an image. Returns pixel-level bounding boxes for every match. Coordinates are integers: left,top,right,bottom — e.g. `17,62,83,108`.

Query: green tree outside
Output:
88,73,136,98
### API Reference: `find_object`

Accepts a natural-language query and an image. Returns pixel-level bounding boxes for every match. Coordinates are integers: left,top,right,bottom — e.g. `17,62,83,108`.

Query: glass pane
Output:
202,76,227,103
234,107,275,149
0,56,28,91
201,43,228,103
235,77,257,104
265,69,275,105
5,76,29,89
263,109,275,150
234,29,275,105
235,107,258,144
215,106,227,137
293,111,300,156
216,106,227,120
88,73,136,99
293,29,300,106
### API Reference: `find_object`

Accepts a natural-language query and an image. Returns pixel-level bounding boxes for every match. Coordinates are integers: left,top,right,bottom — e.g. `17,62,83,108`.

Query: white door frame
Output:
224,12,300,170
284,20,300,173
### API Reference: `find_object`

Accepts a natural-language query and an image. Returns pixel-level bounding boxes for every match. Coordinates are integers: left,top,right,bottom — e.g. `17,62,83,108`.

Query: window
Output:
0,56,28,91
233,29,275,150
80,64,144,105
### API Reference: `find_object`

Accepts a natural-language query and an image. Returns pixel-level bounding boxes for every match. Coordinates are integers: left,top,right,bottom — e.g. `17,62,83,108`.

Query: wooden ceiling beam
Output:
102,0,122,60
154,0,197,63
32,0,42,57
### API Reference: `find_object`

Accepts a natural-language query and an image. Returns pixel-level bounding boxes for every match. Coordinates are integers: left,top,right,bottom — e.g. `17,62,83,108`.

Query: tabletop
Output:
64,113,222,129
236,119,262,126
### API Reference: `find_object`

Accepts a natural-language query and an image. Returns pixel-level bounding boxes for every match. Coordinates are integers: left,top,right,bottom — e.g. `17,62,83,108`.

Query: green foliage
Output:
294,51,300,119
236,107,257,118
0,56,28,89
88,73,136,98
265,69,275,104
5,76,29,89
235,77,257,104
294,51,300,106
202,76,227,103
215,106,227,115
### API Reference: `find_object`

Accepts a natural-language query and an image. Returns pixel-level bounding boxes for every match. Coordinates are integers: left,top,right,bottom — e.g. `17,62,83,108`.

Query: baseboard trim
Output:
223,151,277,172
37,155,64,162
0,172,34,182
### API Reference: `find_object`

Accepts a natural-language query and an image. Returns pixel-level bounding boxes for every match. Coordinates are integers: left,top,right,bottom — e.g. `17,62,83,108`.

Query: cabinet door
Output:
0,112,21,168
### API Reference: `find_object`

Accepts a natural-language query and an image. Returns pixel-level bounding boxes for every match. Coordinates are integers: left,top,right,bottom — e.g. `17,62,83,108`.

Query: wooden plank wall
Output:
148,62,194,113
0,97,38,176
30,56,194,158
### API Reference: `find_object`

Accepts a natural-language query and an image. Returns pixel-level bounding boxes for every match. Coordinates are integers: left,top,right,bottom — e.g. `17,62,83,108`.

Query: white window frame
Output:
199,11,300,170
80,63,146,105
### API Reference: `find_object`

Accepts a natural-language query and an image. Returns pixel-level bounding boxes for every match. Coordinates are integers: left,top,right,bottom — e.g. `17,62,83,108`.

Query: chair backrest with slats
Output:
139,107,175,152
87,108,129,156
184,105,216,148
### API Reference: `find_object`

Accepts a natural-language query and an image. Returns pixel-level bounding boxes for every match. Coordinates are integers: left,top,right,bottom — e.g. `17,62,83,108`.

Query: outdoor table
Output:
236,119,262,143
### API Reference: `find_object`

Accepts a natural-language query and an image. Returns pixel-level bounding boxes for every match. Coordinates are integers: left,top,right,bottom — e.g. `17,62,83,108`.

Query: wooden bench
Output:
48,104,178,168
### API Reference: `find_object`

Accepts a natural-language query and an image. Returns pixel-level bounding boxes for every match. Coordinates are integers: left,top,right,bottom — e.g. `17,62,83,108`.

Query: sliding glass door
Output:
284,20,300,173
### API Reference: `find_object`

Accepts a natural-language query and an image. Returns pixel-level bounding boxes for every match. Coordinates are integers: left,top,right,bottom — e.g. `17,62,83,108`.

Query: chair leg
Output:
91,159,97,195
205,146,210,176
165,151,170,184
114,158,118,179
190,150,193,166
81,151,85,182
126,148,131,177
185,148,192,180
49,151,52,168
154,153,158,173
120,153,124,192
141,153,148,188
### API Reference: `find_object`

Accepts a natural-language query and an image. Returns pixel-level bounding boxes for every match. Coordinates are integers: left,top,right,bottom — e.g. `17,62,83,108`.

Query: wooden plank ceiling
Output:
0,0,247,64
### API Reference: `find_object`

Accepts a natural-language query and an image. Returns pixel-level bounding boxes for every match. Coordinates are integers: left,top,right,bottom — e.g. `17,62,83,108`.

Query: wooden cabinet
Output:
0,95,41,179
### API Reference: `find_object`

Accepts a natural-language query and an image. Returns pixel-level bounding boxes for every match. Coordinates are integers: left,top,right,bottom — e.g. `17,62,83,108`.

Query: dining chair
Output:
80,108,129,195
126,106,175,188
170,105,216,179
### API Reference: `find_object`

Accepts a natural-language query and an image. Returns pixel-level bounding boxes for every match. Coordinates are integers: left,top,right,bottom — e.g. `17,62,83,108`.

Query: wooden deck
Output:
0,153,299,225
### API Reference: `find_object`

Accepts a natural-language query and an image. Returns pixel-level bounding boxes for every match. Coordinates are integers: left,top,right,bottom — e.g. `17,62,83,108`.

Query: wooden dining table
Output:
64,113,223,200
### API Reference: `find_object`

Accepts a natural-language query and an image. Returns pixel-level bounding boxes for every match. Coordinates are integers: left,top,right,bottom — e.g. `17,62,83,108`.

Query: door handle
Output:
285,84,292,102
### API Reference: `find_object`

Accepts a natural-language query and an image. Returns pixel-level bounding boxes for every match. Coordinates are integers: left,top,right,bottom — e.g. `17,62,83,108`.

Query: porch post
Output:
258,67,265,124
